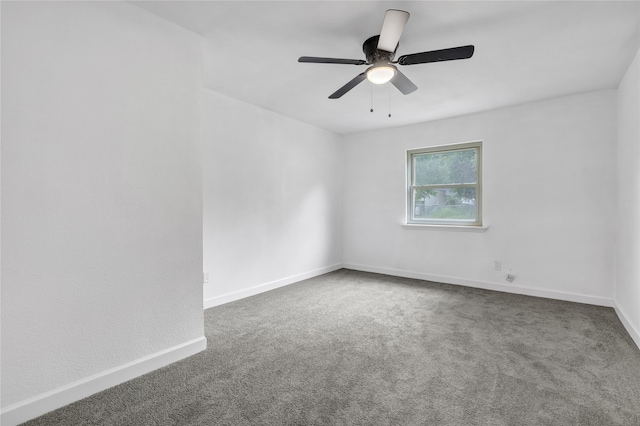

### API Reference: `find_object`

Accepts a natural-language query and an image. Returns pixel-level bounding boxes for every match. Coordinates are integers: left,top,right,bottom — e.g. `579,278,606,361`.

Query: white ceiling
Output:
131,1,639,135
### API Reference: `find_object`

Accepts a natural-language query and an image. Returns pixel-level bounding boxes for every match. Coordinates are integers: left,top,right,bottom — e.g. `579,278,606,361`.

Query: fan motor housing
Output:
363,35,396,64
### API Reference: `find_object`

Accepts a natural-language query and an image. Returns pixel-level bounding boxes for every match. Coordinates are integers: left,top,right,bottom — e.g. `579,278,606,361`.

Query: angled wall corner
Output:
201,90,344,306
615,47,640,350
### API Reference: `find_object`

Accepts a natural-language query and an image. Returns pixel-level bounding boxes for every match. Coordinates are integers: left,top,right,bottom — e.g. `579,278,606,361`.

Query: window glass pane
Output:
412,187,476,221
413,148,477,185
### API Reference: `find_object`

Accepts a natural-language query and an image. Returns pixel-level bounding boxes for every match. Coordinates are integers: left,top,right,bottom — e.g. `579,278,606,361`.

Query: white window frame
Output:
406,141,483,227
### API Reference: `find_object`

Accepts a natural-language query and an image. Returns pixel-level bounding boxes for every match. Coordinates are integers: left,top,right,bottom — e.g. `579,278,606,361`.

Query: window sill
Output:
402,223,489,232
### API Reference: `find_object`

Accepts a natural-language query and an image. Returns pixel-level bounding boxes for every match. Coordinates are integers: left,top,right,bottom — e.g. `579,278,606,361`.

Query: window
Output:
407,141,482,226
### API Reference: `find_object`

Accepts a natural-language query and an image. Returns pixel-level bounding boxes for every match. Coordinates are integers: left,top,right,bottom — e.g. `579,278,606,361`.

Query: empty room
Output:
1,1,639,425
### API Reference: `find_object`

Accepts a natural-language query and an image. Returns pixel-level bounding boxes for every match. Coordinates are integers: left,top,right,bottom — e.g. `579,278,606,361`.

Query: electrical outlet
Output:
203,272,210,283
494,260,502,271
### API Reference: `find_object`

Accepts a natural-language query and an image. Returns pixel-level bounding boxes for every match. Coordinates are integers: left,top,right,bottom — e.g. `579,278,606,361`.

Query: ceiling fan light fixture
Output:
299,9,474,99
366,65,396,84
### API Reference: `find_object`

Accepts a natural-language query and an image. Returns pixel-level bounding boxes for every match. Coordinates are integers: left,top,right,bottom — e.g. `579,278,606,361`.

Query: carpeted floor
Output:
22,269,640,425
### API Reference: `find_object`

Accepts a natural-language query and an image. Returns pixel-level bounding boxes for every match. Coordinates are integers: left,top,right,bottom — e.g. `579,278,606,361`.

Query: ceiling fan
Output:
298,9,475,99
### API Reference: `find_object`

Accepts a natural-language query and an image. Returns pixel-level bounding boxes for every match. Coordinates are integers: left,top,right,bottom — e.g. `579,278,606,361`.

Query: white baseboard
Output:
0,336,207,426
613,302,640,350
342,263,615,308
204,263,343,309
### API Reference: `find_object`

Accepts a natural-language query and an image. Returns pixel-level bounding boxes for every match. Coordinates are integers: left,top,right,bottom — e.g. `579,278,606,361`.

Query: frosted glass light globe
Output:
366,66,396,84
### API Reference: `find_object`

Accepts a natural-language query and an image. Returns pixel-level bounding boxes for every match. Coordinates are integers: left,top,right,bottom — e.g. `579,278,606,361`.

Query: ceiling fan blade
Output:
377,9,410,53
329,72,367,99
397,45,475,66
299,56,367,65
390,69,417,95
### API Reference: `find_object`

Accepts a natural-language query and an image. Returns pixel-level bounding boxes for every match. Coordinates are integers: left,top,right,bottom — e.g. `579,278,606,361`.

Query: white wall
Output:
343,90,617,305
202,90,343,308
1,2,205,422
615,48,640,347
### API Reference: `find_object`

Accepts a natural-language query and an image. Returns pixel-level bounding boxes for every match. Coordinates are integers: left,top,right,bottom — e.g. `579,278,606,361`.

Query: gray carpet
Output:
22,269,640,425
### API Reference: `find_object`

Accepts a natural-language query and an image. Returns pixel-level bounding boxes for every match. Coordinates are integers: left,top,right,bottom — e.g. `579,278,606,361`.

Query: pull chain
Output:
370,84,374,113
368,84,395,117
